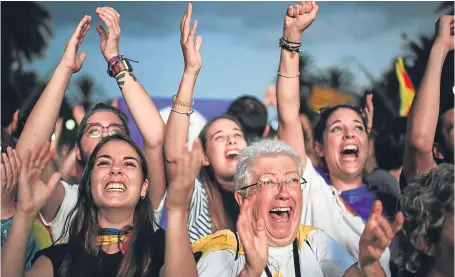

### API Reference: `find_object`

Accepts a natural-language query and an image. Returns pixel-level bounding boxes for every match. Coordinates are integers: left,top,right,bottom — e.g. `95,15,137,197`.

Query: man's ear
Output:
234,191,244,207
433,143,445,160
314,141,324,158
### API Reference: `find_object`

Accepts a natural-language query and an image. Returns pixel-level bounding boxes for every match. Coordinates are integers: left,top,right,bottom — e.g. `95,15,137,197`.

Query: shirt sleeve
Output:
39,181,79,242
197,250,239,277
306,229,356,276
153,190,167,225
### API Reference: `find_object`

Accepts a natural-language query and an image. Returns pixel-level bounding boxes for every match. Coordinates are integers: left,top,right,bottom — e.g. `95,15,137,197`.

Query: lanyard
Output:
264,239,301,277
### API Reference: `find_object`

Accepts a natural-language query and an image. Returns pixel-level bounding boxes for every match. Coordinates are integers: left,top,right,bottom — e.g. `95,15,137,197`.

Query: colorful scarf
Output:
96,228,132,255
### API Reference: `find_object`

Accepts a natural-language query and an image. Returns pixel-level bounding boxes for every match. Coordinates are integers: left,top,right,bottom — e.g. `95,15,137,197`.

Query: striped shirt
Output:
188,179,212,243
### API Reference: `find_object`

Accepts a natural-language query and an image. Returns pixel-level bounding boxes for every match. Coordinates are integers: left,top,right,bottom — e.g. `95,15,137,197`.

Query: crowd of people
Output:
1,2,454,277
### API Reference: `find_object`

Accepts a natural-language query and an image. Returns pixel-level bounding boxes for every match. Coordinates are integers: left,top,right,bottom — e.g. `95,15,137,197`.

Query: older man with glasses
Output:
193,139,403,277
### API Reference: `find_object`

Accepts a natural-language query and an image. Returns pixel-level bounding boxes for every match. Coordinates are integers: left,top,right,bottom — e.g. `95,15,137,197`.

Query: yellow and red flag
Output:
395,57,415,116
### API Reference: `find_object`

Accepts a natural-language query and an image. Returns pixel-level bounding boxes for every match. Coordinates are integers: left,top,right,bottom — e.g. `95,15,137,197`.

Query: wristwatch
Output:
109,59,133,77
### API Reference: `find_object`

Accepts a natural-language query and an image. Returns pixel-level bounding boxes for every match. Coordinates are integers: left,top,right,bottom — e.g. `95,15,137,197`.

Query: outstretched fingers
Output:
68,15,91,52
101,6,121,35
195,35,203,52
188,20,198,43
181,3,195,45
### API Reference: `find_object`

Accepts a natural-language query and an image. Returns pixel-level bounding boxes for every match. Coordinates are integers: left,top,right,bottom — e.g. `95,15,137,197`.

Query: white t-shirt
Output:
39,181,78,242
300,157,391,276
40,180,166,243
195,225,355,277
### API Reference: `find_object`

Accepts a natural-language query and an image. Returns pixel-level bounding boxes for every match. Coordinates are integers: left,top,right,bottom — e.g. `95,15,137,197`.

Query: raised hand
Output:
358,201,404,269
237,195,268,277
363,93,374,133
17,143,61,217
166,139,204,212
60,15,91,73
1,147,22,195
96,6,121,62
180,3,203,75
283,1,319,43
434,15,454,52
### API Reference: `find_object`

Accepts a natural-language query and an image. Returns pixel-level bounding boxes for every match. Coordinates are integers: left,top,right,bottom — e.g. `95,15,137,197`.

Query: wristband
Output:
109,59,133,77
108,55,122,67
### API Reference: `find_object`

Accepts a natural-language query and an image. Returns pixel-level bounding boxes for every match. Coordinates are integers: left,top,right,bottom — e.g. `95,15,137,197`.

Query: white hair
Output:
234,139,303,196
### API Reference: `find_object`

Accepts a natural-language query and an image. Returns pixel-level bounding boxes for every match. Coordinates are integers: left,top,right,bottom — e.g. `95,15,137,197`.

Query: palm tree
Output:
436,1,454,15
299,52,315,99
75,75,97,111
315,66,356,94
1,2,52,71
1,1,52,123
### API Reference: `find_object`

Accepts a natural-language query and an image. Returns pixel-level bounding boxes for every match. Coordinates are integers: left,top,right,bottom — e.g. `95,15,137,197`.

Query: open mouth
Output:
340,145,359,160
105,182,126,192
225,149,239,161
269,207,291,222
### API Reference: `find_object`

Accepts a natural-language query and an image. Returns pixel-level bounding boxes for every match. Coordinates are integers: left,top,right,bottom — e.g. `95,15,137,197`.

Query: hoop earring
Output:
141,195,146,200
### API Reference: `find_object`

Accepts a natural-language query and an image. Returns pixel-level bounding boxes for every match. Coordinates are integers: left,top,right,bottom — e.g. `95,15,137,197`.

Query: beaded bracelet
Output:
277,71,300,78
172,95,194,108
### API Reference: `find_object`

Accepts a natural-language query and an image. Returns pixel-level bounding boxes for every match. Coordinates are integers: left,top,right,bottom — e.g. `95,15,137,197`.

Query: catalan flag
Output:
395,57,415,116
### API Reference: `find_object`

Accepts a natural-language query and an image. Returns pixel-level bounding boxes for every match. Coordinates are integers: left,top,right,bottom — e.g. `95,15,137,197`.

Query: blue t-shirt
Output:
1,217,40,269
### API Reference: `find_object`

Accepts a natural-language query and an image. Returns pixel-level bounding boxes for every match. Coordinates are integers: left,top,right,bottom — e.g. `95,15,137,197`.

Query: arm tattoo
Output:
115,72,126,88
129,72,138,82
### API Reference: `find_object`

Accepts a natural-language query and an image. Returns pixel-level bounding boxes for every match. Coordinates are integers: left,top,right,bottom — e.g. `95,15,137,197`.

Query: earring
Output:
141,195,146,200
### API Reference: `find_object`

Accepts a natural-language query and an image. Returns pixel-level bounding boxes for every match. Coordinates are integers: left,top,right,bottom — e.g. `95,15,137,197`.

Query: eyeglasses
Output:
237,177,307,192
83,123,126,138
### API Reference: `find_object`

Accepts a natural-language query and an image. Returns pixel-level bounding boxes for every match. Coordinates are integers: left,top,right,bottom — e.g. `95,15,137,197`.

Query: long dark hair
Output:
57,134,157,277
198,114,245,232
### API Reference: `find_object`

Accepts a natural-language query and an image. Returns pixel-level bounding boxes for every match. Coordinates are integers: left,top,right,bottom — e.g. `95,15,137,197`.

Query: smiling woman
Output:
1,134,198,277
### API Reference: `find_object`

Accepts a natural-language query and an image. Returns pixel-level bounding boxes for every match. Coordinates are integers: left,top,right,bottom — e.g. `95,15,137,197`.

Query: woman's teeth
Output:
105,183,126,192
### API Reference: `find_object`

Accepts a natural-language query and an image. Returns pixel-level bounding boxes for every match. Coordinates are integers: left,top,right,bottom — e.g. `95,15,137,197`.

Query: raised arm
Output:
162,140,203,277
1,143,61,277
14,16,91,223
95,7,166,209
164,3,202,177
403,15,454,181
15,16,90,158
276,1,319,166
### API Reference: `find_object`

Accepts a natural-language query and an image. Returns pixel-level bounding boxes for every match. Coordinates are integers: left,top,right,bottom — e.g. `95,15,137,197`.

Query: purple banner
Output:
117,97,232,148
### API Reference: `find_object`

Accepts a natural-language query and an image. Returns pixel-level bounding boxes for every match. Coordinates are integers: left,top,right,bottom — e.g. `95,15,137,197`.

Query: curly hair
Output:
397,163,454,275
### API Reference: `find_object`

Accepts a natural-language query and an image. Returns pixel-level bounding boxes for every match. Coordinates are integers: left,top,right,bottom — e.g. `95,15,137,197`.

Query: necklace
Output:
264,239,301,277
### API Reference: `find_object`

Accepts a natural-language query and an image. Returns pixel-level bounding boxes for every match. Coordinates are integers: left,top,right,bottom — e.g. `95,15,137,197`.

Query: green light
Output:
65,119,76,130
